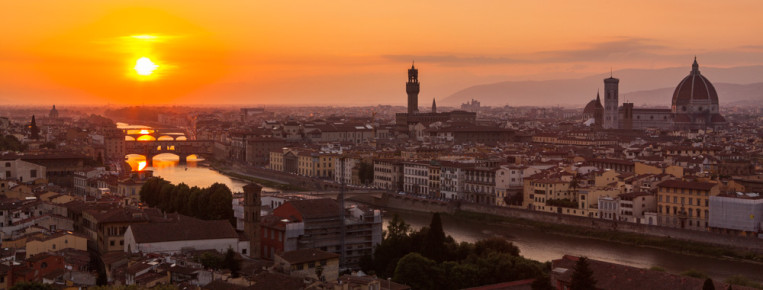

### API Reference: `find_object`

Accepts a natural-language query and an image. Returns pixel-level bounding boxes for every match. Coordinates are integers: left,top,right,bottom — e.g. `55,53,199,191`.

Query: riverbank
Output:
208,162,307,191
349,194,763,265
451,210,763,264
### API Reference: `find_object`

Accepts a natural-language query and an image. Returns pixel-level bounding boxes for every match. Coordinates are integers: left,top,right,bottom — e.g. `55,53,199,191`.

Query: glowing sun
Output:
134,57,158,75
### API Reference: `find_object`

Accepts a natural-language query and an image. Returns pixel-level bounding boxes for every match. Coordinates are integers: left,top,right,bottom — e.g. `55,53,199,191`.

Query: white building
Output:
403,162,429,195
334,156,360,186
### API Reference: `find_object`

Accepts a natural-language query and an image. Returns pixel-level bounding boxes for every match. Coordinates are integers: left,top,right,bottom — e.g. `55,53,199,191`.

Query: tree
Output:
224,248,241,278
473,237,520,257
570,257,597,290
199,252,223,269
393,253,441,290
422,212,447,262
385,214,411,241
703,278,715,290
358,161,374,185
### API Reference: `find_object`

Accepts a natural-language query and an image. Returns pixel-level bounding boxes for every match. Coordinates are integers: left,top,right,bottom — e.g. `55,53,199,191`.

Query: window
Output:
52,244,56,249
110,240,115,246
30,170,37,178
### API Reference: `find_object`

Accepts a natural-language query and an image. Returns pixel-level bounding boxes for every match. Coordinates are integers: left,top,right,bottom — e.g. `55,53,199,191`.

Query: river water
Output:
125,154,270,193
382,209,763,284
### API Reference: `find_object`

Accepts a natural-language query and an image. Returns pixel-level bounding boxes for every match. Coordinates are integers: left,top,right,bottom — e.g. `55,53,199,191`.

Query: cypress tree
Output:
703,278,715,290
570,257,597,290
422,212,447,262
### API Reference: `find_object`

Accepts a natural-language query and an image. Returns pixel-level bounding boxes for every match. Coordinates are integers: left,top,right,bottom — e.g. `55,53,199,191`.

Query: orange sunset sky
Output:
1,0,762,106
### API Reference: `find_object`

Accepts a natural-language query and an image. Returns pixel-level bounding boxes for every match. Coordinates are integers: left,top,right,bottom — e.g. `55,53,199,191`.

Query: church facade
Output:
584,58,726,131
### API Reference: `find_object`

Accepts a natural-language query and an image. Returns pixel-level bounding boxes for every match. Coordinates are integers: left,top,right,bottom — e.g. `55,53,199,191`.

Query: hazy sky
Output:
2,1,762,106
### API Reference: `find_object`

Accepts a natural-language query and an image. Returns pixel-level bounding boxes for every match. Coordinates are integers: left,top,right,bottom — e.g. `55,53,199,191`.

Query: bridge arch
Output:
157,135,175,141
125,136,136,141
125,154,148,171
175,136,187,141
136,135,156,141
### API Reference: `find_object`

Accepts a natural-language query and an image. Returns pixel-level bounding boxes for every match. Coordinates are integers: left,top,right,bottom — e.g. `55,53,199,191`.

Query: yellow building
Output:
657,180,719,230
317,153,335,179
297,151,319,177
523,178,570,211
26,231,88,257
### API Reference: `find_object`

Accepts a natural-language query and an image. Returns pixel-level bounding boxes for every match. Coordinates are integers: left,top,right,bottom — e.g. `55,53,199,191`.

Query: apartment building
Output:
657,180,719,230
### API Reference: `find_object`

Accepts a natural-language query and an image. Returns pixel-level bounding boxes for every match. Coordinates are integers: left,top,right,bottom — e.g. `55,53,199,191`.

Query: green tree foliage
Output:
224,248,241,278
366,213,548,290
393,253,441,290
422,212,447,262
0,135,27,152
139,177,234,224
473,237,520,257
199,252,224,270
358,161,374,185
570,257,597,290
10,282,54,290
703,278,715,290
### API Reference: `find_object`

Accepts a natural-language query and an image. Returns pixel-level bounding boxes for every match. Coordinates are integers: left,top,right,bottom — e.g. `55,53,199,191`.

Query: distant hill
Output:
442,65,763,107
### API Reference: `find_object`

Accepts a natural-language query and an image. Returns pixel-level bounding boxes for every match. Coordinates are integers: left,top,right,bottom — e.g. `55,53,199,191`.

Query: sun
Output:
134,57,159,75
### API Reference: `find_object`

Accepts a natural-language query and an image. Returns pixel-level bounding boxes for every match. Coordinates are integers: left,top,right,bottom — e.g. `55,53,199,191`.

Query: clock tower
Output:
406,63,420,114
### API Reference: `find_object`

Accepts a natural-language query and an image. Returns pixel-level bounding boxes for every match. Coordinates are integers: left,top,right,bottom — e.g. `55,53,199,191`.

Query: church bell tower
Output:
603,74,620,129
243,183,262,258
406,63,420,114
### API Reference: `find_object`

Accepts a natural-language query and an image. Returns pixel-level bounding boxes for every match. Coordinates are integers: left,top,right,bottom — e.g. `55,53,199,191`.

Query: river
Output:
125,154,275,193
382,208,763,284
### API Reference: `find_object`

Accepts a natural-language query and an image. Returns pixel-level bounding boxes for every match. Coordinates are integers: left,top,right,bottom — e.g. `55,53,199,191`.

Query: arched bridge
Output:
122,128,189,141
124,140,214,166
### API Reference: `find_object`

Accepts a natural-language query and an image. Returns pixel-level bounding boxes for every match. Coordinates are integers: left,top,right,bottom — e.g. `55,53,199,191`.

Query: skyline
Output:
2,1,763,106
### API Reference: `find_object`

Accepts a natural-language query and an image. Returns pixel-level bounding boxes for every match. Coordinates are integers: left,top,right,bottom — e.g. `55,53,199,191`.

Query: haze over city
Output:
2,0,763,106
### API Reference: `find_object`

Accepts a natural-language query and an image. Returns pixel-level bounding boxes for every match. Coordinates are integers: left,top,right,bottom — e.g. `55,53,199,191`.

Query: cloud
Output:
381,54,529,66
536,38,667,62
382,38,669,66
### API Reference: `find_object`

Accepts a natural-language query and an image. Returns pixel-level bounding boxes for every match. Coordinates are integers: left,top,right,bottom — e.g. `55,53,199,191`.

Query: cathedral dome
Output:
583,94,603,115
672,58,719,107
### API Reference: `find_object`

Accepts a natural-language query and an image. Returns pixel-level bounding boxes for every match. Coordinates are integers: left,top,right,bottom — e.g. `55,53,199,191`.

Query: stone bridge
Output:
124,140,214,166
122,128,189,141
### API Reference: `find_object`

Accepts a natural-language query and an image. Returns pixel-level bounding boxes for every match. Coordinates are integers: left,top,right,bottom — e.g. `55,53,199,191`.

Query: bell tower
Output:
406,63,420,114
243,183,262,258
603,74,620,129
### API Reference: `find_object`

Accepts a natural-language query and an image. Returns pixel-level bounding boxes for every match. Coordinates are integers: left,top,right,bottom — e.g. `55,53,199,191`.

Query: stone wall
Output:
378,193,763,253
